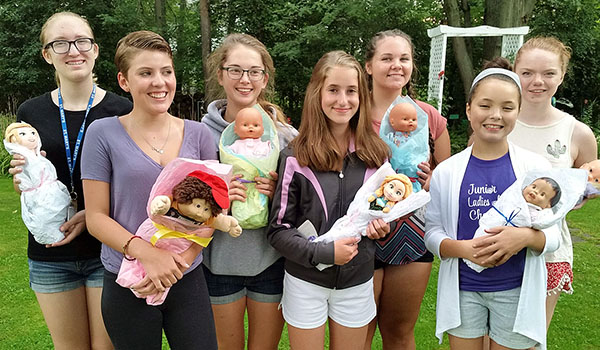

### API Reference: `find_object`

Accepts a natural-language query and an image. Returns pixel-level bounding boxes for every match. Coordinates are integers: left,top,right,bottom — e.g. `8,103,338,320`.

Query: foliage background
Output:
0,0,598,133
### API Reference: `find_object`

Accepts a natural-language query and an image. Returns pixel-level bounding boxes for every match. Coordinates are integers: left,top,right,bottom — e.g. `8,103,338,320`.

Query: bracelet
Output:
123,235,142,261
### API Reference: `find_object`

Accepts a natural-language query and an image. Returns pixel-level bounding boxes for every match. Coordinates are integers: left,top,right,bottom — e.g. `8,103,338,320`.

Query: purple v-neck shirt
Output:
81,117,217,274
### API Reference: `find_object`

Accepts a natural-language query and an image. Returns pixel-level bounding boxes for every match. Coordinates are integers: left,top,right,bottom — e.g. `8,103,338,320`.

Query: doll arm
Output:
211,213,242,237
383,201,396,213
150,195,172,216
367,194,376,203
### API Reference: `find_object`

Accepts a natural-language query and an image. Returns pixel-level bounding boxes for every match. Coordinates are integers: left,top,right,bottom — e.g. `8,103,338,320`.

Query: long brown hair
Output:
292,51,389,172
205,33,288,125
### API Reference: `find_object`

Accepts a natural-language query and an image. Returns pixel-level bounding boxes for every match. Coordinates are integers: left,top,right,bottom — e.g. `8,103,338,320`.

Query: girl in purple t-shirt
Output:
425,59,560,350
81,31,218,349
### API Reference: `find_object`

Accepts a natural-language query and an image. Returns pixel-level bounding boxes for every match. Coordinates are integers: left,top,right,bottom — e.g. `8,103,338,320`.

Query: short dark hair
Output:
538,177,562,208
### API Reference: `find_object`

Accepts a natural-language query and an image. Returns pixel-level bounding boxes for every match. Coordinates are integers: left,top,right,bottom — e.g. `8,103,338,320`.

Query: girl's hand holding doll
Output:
334,236,360,265
366,218,390,240
49,210,87,248
416,161,431,191
473,226,544,267
255,170,278,200
129,239,188,294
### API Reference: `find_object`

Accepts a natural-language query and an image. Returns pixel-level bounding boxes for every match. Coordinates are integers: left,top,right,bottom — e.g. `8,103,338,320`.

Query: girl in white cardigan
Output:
425,60,560,350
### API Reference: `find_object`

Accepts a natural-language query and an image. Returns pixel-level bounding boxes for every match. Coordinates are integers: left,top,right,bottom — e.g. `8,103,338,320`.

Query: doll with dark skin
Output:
151,172,242,237
368,173,413,213
389,103,418,142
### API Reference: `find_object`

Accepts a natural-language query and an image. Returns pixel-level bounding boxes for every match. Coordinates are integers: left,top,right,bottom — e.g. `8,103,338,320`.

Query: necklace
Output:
134,116,171,154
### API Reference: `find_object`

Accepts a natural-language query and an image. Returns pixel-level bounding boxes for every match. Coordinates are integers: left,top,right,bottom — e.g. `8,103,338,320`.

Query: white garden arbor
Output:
427,25,529,113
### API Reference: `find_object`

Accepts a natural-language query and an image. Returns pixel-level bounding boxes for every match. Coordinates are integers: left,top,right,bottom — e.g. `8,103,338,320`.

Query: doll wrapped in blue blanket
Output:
219,105,279,229
379,96,429,192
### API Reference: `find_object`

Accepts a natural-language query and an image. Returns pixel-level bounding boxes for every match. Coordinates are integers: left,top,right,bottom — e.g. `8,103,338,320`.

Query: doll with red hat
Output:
117,165,241,305
150,170,241,234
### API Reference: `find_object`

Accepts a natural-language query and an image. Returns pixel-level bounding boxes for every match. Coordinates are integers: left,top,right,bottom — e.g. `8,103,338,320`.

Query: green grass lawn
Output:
0,177,597,349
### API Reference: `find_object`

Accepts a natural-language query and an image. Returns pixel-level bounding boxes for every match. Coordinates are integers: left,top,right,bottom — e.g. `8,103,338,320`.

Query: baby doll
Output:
117,169,241,305
379,98,429,192
578,160,600,200
389,103,418,141
4,122,71,244
465,176,562,273
227,107,272,158
219,105,279,229
522,177,561,220
311,163,431,270
368,173,413,213
151,170,242,236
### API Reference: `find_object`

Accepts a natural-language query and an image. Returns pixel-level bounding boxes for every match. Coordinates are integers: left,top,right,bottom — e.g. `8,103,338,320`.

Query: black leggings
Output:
102,267,217,350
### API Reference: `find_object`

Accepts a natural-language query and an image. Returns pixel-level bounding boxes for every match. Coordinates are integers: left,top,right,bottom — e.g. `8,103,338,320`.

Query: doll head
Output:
172,171,229,223
375,173,413,202
522,177,561,209
580,160,600,184
5,122,40,152
389,103,417,133
234,108,264,139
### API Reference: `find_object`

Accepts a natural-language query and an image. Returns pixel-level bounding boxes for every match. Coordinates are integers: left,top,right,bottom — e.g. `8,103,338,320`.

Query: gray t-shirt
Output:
81,117,217,274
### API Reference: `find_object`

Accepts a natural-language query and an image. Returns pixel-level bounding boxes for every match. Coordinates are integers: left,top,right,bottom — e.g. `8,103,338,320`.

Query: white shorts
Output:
281,272,376,329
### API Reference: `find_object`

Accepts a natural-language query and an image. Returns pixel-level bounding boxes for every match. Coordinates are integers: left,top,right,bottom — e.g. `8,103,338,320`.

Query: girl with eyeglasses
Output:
9,12,132,350
200,33,297,350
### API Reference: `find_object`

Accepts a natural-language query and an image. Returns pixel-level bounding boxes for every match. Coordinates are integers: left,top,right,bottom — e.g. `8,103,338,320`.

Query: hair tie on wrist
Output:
123,235,142,261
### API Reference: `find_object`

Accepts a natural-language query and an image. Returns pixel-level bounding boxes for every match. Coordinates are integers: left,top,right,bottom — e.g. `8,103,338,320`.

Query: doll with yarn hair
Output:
117,169,241,305
4,122,71,244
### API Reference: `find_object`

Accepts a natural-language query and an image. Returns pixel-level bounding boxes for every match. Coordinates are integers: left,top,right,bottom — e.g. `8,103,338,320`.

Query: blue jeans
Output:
28,257,104,293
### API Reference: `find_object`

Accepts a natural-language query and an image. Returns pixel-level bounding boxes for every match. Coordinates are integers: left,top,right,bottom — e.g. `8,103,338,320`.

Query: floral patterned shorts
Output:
546,262,573,295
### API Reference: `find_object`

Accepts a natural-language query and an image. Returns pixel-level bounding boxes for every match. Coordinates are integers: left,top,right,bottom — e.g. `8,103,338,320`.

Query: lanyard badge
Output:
58,85,96,216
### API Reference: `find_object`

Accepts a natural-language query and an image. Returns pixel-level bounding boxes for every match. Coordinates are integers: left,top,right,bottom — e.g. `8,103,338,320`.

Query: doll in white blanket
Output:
466,177,561,272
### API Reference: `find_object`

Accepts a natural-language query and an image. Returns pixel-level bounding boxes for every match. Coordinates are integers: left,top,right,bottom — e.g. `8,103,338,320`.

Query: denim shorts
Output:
202,258,284,304
28,257,105,293
448,287,537,349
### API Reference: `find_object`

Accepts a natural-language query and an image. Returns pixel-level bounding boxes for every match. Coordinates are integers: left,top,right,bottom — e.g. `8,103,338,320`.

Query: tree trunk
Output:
444,0,476,98
199,0,212,96
155,0,167,36
483,0,537,60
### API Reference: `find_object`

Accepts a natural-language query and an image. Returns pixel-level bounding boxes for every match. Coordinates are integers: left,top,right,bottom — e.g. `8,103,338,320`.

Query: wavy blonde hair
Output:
374,173,413,200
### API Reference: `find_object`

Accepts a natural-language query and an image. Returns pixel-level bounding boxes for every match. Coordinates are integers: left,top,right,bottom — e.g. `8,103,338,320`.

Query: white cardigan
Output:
425,143,560,350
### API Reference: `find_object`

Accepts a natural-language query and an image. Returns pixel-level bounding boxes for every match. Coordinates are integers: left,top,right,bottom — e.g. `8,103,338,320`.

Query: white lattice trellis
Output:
427,25,529,113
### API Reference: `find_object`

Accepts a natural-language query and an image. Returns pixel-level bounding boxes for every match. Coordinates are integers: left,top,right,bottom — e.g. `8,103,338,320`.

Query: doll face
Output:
15,127,39,151
234,108,264,139
383,179,406,202
389,103,417,133
522,179,556,209
581,160,600,183
177,198,212,223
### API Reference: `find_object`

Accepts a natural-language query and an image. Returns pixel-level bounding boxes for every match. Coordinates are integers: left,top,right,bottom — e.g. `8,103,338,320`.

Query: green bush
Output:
0,114,17,177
